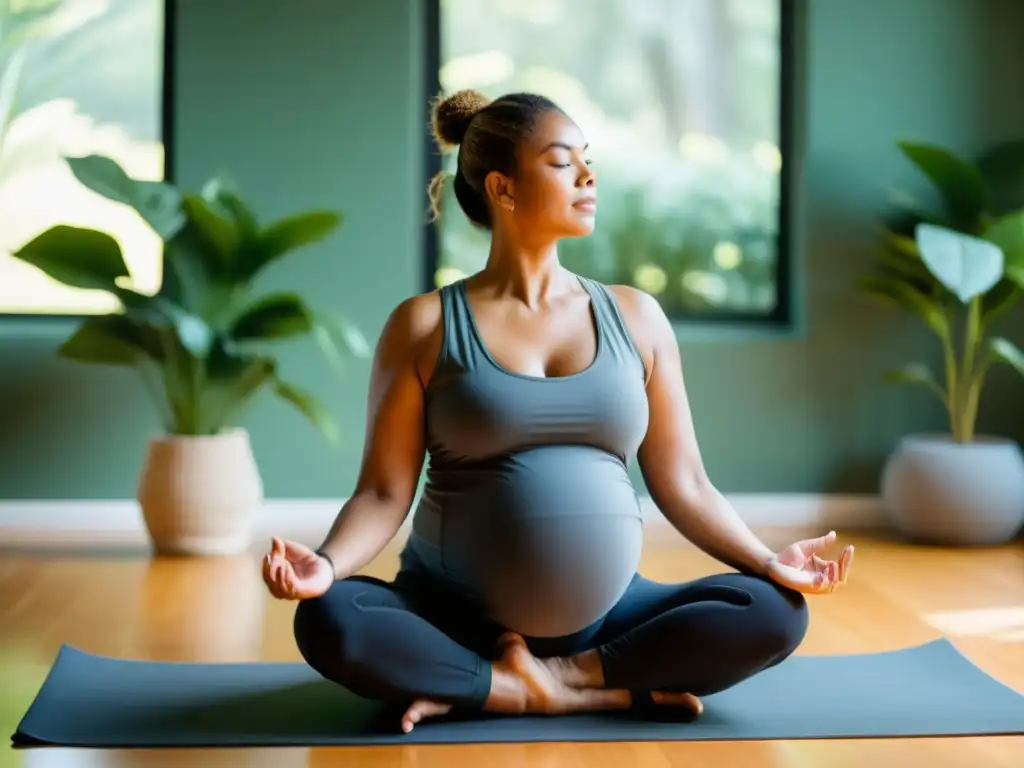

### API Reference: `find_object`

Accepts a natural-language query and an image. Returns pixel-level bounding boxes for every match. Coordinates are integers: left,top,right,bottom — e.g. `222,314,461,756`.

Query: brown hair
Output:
427,89,563,229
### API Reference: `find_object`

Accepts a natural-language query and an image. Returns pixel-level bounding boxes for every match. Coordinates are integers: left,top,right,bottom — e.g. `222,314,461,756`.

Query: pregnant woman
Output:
263,89,854,733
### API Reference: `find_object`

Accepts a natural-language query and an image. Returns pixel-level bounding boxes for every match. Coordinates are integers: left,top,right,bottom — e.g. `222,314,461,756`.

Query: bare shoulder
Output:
605,284,674,348
376,290,444,387
385,290,443,339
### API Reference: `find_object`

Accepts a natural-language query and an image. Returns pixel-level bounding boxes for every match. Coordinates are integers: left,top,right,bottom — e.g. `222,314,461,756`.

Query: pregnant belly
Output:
437,446,644,638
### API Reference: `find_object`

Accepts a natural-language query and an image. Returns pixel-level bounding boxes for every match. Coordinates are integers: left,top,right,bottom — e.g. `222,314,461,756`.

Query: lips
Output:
573,196,597,213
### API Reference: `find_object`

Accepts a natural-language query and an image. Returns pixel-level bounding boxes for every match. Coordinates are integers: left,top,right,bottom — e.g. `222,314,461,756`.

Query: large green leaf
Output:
988,337,1024,379
976,139,1024,213
114,287,214,359
230,293,313,341
981,279,1020,323
202,346,277,432
1007,263,1024,287
10,225,128,290
882,362,947,405
65,154,185,239
158,221,244,323
983,211,1024,285
273,379,339,445
897,141,990,225
915,223,1003,302
158,226,207,311
857,273,949,336
65,153,151,206
876,228,934,284
244,210,342,279
181,193,240,275
58,315,150,366
201,178,260,240
134,181,187,240
881,228,921,258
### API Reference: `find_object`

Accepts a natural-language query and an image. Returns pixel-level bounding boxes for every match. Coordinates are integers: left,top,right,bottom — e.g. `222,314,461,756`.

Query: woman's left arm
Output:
616,287,853,592
614,286,775,575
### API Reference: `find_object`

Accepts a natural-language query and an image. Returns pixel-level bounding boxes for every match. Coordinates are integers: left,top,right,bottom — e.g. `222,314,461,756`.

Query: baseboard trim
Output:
0,494,886,548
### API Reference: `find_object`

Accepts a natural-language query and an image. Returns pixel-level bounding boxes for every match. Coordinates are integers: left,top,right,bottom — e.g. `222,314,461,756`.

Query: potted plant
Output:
859,139,1024,545
10,154,369,556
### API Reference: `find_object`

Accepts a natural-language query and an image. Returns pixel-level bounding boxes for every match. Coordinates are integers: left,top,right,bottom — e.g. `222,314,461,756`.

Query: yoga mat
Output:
11,639,1024,748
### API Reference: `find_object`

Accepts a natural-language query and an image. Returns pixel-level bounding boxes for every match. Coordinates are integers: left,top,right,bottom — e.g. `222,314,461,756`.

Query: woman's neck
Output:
479,230,573,309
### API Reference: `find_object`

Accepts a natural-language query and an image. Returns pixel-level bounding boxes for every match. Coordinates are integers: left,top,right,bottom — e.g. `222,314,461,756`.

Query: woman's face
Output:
487,110,597,240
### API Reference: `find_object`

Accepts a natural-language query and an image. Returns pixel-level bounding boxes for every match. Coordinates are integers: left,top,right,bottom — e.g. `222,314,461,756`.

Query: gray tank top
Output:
401,275,650,638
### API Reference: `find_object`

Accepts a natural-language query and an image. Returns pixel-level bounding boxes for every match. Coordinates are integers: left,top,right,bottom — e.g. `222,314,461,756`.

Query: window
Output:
0,0,171,317
425,0,794,325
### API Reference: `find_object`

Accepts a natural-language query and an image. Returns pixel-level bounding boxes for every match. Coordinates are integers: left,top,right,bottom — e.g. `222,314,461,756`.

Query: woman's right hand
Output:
262,536,335,600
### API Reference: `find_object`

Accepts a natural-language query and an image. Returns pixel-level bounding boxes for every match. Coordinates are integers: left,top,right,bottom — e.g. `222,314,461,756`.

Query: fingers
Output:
813,557,846,594
262,537,317,600
262,553,288,599
261,552,274,592
796,530,837,555
283,539,316,560
262,547,299,600
838,544,854,585
771,558,846,595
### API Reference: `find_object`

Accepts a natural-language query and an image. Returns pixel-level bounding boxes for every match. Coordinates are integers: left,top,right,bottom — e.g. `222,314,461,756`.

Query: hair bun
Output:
431,89,491,150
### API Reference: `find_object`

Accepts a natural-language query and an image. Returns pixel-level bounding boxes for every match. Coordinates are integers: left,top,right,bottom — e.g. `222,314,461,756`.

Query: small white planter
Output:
881,433,1024,546
137,428,263,556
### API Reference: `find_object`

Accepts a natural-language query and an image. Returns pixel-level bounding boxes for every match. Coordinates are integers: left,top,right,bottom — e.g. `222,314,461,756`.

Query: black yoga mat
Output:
11,639,1024,748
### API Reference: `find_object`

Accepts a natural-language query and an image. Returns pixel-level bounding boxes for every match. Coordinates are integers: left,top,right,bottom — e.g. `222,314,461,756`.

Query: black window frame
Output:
421,0,798,328
0,0,177,323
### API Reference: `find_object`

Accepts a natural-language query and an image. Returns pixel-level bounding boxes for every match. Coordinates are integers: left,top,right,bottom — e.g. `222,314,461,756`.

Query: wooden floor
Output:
1,525,1022,767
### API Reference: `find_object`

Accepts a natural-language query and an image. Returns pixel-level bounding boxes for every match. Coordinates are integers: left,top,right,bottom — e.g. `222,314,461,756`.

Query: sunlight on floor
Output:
924,606,1024,643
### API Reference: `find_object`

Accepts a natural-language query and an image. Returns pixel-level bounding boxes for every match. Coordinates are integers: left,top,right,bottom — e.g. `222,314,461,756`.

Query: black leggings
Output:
293,569,809,709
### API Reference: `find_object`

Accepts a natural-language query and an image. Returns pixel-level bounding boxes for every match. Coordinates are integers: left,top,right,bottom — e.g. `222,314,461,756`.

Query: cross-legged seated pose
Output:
263,89,854,733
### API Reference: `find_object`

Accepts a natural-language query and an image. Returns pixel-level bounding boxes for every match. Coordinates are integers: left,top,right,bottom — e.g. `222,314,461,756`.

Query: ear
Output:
484,170,515,213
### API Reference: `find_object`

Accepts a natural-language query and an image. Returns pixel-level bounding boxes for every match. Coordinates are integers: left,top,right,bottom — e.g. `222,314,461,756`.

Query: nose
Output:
577,163,596,187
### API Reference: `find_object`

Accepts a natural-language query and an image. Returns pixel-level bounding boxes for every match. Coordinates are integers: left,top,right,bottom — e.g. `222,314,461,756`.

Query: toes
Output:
651,691,704,715
401,699,453,732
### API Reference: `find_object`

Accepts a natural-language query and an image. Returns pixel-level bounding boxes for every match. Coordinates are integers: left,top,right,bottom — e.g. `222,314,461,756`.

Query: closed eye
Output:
550,159,594,168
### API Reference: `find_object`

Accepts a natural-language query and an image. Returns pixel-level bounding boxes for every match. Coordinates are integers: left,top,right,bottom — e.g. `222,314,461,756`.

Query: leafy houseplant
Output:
12,154,368,440
10,154,370,554
859,139,1024,545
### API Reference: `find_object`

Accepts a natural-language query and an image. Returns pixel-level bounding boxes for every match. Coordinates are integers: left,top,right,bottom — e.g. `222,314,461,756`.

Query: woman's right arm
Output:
314,292,442,579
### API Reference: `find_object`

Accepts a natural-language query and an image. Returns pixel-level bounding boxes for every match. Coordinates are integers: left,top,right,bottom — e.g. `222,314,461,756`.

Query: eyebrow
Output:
540,141,589,153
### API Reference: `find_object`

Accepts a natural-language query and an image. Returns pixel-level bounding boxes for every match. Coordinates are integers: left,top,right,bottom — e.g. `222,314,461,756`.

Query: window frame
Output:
0,0,177,323
421,0,798,329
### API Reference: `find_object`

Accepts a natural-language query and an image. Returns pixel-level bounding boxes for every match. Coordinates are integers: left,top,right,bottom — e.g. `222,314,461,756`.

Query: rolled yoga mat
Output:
11,639,1024,748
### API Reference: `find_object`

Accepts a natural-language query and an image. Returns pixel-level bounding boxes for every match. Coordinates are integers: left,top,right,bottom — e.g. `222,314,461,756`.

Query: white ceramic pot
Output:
881,433,1024,546
137,428,263,556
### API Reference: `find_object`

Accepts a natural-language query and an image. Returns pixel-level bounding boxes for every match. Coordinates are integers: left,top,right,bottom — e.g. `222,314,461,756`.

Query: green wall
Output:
2,0,1023,500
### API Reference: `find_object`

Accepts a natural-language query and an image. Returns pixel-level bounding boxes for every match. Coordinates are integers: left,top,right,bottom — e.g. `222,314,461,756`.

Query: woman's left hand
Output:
765,531,854,595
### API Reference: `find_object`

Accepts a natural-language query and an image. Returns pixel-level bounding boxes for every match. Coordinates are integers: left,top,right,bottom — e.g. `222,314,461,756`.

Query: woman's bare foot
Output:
400,632,625,732
493,632,632,714
525,639,703,716
400,633,702,732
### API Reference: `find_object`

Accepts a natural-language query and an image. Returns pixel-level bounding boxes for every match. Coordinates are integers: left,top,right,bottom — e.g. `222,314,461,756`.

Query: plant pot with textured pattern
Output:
137,429,264,556
881,433,1024,546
